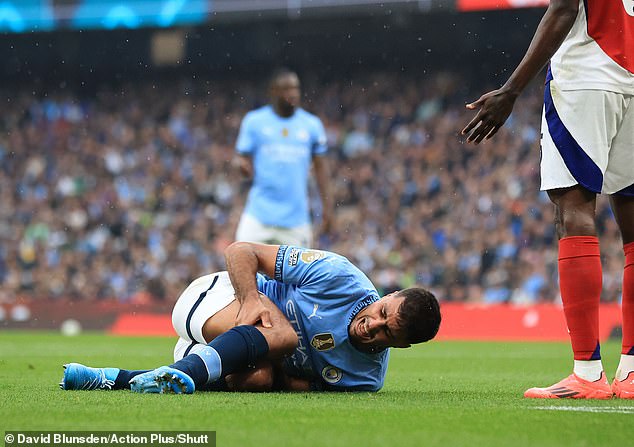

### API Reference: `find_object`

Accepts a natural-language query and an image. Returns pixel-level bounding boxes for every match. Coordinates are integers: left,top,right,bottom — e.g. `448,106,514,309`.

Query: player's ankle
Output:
615,354,634,381
573,359,603,382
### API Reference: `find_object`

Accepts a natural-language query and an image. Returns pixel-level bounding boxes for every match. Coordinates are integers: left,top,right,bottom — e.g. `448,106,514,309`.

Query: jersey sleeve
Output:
274,245,349,290
235,113,256,155
311,118,328,156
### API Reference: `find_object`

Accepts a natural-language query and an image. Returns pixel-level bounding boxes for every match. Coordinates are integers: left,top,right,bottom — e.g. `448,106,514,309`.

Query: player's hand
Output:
462,88,518,144
236,292,273,328
232,155,253,178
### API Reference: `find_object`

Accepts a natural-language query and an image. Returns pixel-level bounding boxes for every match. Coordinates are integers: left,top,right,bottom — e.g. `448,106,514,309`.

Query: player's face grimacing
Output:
348,293,411,353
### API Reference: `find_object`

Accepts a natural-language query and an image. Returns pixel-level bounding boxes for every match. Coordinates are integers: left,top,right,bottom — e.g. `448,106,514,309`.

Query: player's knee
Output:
548,187,597,237
557,212,596,237
281,326,298,352
265,325,298,358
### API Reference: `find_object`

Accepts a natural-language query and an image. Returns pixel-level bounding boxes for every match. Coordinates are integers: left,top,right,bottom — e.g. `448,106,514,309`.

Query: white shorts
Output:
235,212,312,247
540,82,634,195
171,271,236,361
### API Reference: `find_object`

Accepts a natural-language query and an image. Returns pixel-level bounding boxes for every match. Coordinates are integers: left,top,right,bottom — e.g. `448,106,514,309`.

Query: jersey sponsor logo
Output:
321,365,343,384
288,247,300,266
285,300,310,369
311,333,335,351
300,250,325,264
261,143,309,161
623,0,634,16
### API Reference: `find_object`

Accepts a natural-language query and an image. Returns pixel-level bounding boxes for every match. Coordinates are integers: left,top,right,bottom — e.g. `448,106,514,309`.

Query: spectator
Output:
0,72,624,304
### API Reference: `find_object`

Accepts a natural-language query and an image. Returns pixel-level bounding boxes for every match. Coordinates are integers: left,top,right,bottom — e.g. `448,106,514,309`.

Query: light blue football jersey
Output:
236,105,327,228
256,245,389,391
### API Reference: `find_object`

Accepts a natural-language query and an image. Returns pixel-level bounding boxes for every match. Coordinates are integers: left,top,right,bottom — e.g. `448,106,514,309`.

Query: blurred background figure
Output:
233,68,333,248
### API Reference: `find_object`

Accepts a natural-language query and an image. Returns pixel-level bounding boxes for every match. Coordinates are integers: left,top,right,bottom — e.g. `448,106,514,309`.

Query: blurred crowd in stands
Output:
0,71,625,305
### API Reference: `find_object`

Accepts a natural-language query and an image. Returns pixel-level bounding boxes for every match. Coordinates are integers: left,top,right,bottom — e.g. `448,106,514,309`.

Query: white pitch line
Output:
533,405,634,414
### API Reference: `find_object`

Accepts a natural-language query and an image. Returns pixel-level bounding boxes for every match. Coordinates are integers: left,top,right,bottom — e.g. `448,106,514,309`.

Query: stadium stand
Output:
0,71,624,305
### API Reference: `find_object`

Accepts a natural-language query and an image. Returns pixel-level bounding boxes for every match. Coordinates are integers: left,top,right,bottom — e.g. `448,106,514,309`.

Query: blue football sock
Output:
170,326,269,387
168,353,210,388
199,377,229,392
114,369,150,390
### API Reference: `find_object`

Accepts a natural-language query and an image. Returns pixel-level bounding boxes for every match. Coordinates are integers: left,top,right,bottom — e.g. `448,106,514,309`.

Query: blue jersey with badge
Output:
236,105,327,228
255,245,389,391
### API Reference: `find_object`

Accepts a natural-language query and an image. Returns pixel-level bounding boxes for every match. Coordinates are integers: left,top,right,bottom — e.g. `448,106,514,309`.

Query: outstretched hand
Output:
462,88,517,144
235,292,273,328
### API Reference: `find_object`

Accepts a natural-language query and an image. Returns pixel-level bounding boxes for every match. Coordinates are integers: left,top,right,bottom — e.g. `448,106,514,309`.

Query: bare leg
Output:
202,295,297,359
548,186,597,239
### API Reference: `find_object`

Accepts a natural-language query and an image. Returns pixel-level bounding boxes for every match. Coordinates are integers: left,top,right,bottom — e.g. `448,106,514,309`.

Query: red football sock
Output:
622,242,634,355
559,236,602,361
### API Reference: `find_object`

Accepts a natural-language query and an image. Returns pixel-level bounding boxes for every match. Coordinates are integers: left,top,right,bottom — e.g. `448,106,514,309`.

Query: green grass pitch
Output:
2,332,633,447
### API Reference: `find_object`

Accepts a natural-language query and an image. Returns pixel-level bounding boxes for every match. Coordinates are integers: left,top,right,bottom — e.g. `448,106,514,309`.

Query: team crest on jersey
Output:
288,248,300,266
311,333,335,351
297,129,310,142
321,366,342,384
300,250,325,263
281,128,289,137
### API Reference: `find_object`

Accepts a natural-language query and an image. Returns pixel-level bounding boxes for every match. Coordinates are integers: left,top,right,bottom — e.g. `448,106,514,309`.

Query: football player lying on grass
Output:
61,242,441,393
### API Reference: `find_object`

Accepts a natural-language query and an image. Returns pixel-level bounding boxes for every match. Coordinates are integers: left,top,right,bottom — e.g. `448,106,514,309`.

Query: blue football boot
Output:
129,366,195,394
60,363,119,390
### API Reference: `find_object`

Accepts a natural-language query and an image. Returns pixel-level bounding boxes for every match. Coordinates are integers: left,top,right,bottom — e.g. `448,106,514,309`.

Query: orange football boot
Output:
612,371,634,399
524,372,613,399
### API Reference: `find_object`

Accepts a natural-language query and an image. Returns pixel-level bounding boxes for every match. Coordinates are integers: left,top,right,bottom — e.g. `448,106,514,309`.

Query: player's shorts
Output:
236,212,312,247
171,271,236,362
540,81,634,196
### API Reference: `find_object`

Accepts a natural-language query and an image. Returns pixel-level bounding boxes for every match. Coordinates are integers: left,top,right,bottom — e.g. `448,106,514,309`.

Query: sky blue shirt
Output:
256,245,389,391
236,106,327,228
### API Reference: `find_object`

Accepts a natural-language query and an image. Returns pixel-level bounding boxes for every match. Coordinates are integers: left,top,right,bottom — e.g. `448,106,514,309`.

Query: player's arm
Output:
233,113,255,178
462,0,579,144
312,154,334,237
224,241,280,327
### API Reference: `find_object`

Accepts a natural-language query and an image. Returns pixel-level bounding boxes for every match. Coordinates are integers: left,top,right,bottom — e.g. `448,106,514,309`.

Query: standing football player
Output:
233,68,333,248
463,0,634,399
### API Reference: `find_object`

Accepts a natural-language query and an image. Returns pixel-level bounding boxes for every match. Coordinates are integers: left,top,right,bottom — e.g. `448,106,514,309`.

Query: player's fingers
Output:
466,125,483,143
462,113,483,135
466,122,485,143
474,124,494,144
236,309,256,326
485,125,501,140
466,93,490,110
261,310,273,328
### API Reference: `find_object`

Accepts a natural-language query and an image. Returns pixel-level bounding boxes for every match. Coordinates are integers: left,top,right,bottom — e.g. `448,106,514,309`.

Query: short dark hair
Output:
396,287,441,344
269,67,298,88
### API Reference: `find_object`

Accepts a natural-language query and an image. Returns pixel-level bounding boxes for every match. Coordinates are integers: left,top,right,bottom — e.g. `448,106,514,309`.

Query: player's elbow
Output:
224,241,253,260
